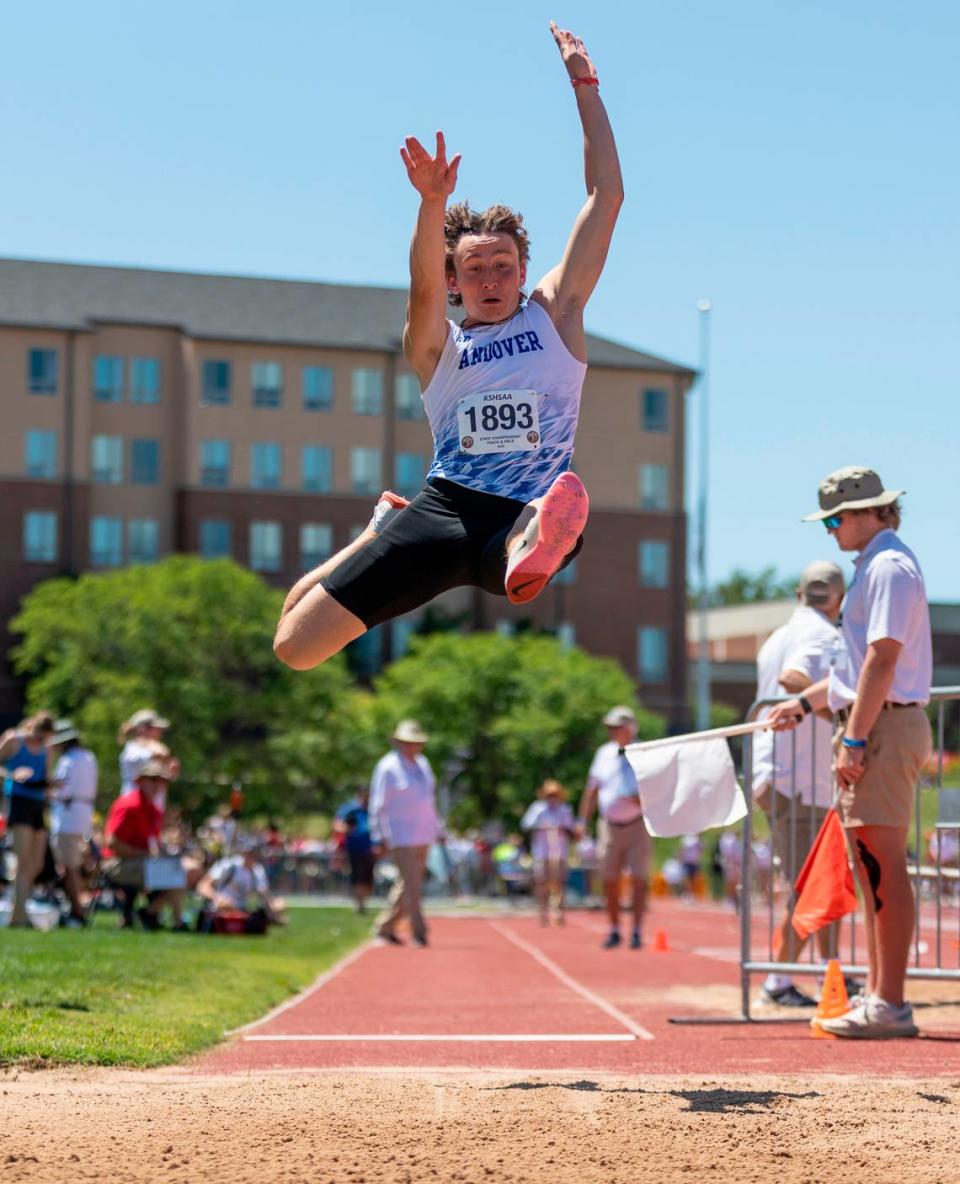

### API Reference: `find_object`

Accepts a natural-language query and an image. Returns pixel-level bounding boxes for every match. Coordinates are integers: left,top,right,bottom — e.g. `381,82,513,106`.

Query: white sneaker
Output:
816,997,918,1039
370,490,409,534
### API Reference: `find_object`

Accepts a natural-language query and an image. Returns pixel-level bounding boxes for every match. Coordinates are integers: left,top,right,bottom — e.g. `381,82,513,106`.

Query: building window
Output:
93,356,124,403
350,447,382,495
199,519,232,559
251,442,282,489
128,519,159,564
202,360,231,405
90,516,124,567
639,540,670,588
303,365,333,411
28,348,58,395
91,435,124,483
557,622,576,649
638,626,669,683
130,358,161,404
394,452,425,499
552,558,577,586
200,439,231,487
640,463,670,511
23,511,57,562
252,361,282,408
131,439,160,484
351,368,383,415
250,521,282,572
642,388,669,433
300,523,333,571
301,445,333,492
391,618,417,658
24,430,58,479
395,373,425,421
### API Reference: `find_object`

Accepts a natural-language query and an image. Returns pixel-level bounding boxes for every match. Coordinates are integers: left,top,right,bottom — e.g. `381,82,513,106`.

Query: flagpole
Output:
625,718,770,754
695,299,712,732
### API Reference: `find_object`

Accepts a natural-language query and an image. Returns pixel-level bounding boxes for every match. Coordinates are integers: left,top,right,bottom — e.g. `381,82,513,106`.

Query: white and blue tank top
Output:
421,300,587,504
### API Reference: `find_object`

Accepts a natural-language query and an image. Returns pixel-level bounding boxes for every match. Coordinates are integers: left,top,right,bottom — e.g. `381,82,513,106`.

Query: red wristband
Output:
571,76,599,89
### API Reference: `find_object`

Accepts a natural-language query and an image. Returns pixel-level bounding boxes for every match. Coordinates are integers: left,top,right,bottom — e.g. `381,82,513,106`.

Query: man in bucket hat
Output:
370,720,439,947
769,466,932,1038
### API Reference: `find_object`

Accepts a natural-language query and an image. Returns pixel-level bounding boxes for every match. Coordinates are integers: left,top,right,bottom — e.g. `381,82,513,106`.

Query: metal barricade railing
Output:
671,685,960,1025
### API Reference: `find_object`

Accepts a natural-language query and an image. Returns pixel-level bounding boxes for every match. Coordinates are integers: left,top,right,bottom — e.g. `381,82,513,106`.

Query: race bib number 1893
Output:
457,389,541,455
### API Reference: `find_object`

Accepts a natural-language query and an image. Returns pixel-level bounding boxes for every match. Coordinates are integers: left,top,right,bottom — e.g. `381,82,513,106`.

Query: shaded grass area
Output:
0,907,370,1068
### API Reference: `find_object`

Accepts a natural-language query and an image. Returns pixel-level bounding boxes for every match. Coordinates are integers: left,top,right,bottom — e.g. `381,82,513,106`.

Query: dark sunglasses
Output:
823,513,844,530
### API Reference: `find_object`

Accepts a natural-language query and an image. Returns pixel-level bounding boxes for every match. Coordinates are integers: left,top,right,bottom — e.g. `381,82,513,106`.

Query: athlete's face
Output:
449,233,526,324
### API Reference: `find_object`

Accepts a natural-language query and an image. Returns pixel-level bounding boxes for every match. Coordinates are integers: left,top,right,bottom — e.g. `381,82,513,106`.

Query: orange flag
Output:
791,809,858,940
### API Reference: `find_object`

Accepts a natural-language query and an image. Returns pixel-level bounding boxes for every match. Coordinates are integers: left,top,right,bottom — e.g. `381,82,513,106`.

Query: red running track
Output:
198,902,960,1077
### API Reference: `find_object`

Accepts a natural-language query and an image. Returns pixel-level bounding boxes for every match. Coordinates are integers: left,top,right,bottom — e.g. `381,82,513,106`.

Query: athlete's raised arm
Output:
531,22,624,361
401,131,462,388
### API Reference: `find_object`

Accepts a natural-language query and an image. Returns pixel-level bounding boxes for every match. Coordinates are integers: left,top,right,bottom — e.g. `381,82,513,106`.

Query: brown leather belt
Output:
836,702,920,723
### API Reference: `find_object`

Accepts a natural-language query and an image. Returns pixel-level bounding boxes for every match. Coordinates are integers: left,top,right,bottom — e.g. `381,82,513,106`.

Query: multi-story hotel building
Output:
0,259,696,726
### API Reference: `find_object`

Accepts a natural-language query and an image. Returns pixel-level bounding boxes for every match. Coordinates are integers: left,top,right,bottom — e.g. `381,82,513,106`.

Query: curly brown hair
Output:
444,201,530,307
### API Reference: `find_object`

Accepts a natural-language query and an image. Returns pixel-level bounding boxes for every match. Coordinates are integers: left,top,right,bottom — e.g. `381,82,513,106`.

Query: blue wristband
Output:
841,736,867,749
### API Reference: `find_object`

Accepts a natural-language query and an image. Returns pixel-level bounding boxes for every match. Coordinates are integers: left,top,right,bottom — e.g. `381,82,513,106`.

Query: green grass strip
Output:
0,906,371,1068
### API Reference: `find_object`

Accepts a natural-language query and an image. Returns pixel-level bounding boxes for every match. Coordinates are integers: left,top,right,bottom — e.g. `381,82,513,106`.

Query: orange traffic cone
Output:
810,958,850,1039
652,929,669,953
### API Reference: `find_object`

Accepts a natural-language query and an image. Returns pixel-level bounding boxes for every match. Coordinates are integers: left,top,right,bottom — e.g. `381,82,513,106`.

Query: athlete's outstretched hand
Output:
549,20,598,82
400,131,461,202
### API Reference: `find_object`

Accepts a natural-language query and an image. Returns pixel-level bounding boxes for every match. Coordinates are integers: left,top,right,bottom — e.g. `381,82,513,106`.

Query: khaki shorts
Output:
835,705,931,829
755,784,828,882
51,832,86,871
599,816,652,881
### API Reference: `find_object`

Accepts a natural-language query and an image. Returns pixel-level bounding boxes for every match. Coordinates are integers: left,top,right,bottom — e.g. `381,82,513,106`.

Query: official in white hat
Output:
770,466,932,1039
370,720,438,947
577,704,651,950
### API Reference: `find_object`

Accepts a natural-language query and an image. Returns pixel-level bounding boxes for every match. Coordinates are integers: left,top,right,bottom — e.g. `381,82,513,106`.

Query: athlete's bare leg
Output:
274,492,411,670
273,531,371,670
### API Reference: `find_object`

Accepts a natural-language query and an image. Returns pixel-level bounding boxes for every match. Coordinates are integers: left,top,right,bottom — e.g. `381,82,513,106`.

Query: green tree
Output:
706,566,799,607
350,632,665,829
10,557,354,819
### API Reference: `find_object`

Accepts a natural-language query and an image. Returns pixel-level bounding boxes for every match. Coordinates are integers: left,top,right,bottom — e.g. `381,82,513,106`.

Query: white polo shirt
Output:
752,605,837,806
827,529,932,711
369,750,439,848
587,741,644,824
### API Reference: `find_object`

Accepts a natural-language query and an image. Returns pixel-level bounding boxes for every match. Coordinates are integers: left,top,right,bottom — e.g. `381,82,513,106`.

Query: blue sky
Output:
3,1,957,598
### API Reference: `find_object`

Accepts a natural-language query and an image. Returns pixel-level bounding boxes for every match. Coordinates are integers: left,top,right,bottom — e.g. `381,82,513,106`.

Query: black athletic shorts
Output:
321,477,582,629
6,795,47,830
348,848,376,888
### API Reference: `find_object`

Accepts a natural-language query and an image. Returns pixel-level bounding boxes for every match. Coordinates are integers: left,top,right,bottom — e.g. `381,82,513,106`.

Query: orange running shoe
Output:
504,472,589,605
370,490,410,534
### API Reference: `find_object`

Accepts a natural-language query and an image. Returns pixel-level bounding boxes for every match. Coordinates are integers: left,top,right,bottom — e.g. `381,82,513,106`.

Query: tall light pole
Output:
695,299,712,732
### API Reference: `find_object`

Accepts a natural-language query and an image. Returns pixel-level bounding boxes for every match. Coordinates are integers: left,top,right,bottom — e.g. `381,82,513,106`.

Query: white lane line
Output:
227,940,375,1036
489,921,655,1041
243,1033,635,1043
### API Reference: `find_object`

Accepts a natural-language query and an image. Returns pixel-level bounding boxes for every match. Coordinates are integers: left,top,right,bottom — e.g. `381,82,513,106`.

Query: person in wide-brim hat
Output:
767,464,932,1040
392,719,429,744
370,719,438,948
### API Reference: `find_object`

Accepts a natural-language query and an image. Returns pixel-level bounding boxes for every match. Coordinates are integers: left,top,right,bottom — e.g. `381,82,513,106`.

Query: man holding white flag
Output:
578,706,651,950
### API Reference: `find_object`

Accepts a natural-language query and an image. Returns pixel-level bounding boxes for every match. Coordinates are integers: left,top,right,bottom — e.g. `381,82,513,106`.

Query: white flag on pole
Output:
623,721,765,838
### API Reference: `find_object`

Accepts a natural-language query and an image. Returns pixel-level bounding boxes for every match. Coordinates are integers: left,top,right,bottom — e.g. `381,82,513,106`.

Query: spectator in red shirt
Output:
103,760,185,930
